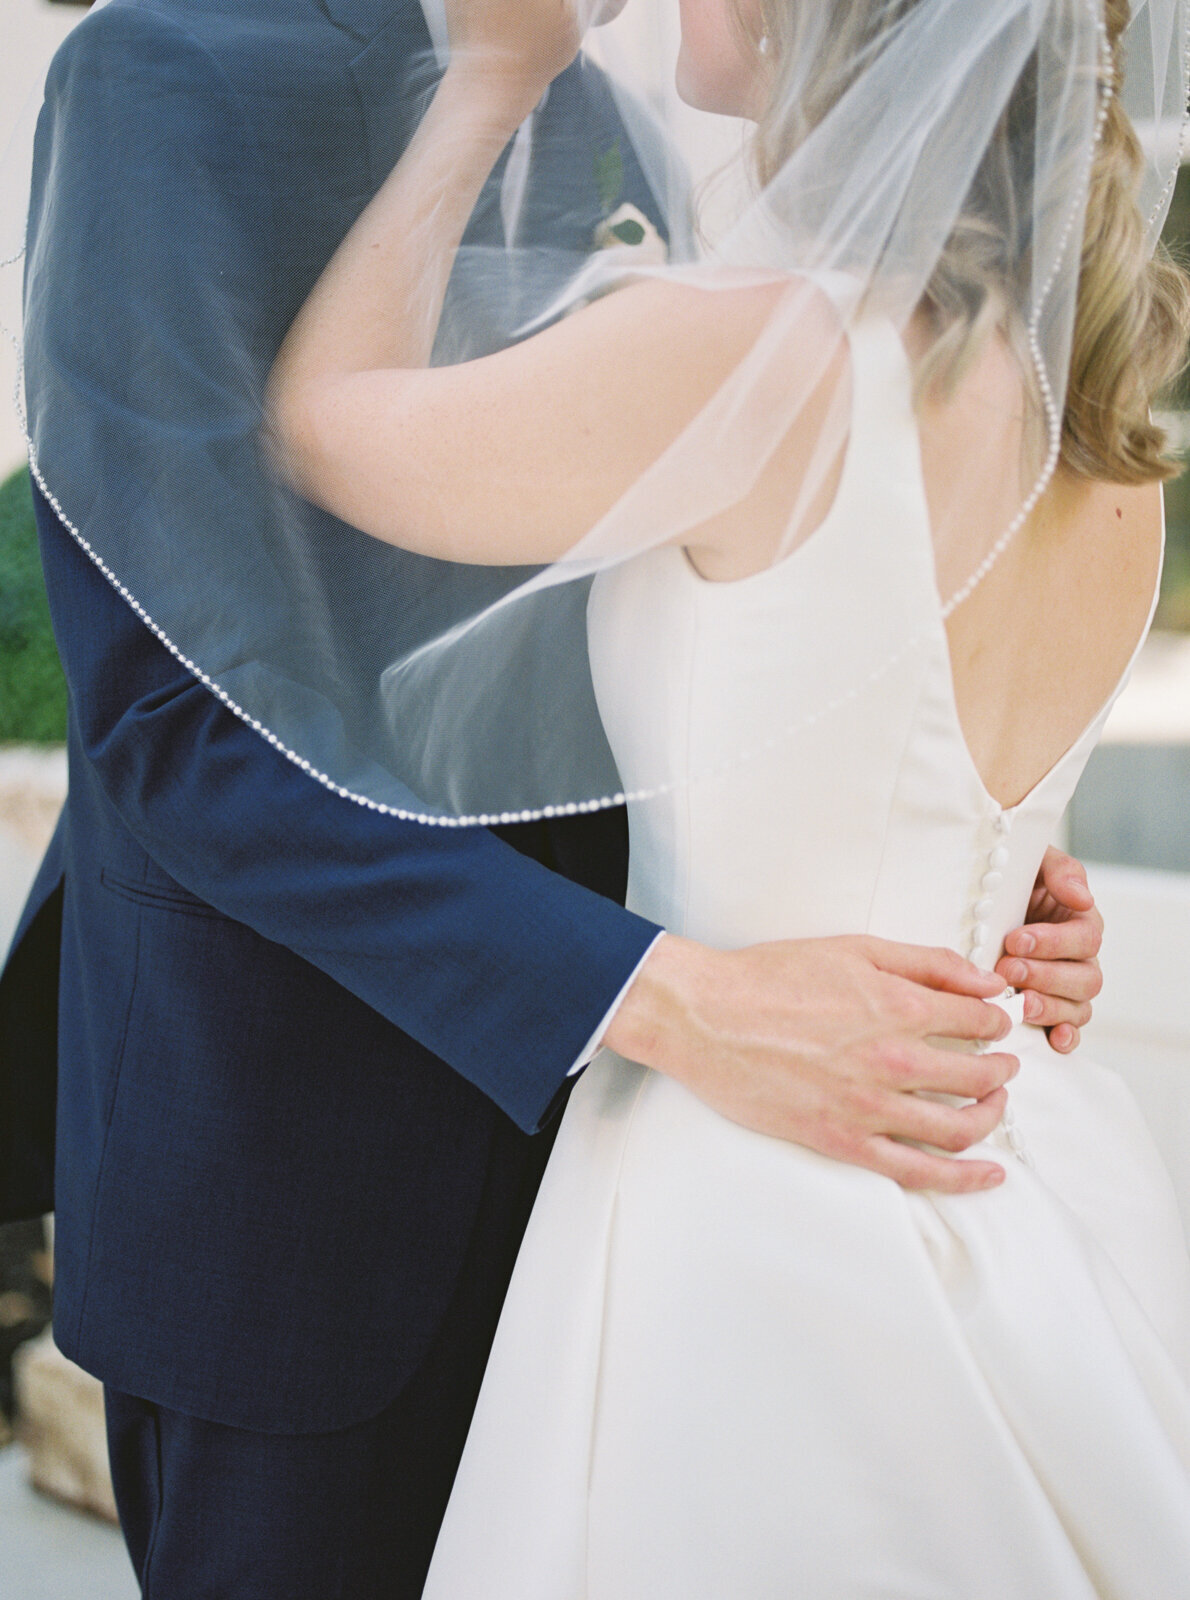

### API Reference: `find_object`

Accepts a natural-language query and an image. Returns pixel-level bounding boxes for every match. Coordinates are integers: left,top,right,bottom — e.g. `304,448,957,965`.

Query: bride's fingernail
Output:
1015,933,1036,955
1005,961,1029,986
1023,992,1042,1021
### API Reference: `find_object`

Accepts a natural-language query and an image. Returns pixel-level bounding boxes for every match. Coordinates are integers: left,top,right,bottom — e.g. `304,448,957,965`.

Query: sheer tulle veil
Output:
3,0,1188,823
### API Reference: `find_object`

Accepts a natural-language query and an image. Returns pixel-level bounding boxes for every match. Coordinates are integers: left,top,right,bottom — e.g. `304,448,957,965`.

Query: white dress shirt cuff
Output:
568,932,666,1078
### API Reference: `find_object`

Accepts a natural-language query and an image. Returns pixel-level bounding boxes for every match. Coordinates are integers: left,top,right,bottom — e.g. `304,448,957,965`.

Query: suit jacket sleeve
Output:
24,5,660,1134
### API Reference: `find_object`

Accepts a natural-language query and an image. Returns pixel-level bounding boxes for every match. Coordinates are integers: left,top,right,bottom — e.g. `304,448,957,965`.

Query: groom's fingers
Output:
885,1087,1010,1154
862,1137,1006,1195
894,987,1012,1047
893,1042,1020,1098
863,938,1007,997
612,934,1026,1192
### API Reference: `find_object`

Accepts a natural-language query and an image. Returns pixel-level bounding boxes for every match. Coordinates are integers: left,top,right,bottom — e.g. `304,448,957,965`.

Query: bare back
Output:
686,295,1165,814
920,334,1164,811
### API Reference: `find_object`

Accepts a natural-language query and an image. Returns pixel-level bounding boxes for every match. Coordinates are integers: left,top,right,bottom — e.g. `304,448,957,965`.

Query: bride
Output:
271,0,1190,1592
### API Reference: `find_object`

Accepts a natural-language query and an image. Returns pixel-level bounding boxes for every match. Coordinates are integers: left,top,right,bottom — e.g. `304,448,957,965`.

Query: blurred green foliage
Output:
1159,468,1190,630
0,467,68,744
1158,167,1190,631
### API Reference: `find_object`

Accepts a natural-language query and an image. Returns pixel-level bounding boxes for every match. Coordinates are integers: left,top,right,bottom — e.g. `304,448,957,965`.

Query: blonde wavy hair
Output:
739,0,1190,484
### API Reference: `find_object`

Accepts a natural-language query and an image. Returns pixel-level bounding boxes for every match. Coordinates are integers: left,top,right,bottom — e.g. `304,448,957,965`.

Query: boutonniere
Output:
556,142,674,320
594,140,668,263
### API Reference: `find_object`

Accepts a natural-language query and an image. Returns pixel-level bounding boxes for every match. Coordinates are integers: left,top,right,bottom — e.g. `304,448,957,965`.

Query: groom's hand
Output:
997,848,1103,1056
604,935,1017,1193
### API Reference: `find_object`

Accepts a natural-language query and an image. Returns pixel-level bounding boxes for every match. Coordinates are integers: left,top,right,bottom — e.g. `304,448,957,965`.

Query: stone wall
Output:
0,744,65,959
14,1331,118,1524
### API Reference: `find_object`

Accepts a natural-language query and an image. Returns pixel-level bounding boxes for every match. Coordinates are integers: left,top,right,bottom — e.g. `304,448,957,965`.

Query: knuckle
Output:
1026,994,1055,1026
880,1149,931,1189
980,1051,1019,1088
934,1121,974,1154
967,1060,1004,1098
895,990,929,1032
897,1168,936,1192
924,1160,974,1193
834,1129,873,1167
816,1120,864,1162
970,1101,1006,1139
844,1083,884,1123
879,1045,916,1085
950,1165,993,1195
984,1005,1011,1041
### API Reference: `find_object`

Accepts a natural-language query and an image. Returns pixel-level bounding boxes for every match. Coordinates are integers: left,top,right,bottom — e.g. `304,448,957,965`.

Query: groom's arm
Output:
33,483,658,1133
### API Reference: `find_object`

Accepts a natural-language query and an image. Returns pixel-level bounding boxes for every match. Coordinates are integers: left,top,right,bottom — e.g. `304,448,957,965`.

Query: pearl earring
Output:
758,34,772,57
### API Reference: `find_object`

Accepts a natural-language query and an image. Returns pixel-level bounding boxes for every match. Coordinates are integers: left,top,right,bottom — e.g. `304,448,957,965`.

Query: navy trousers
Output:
104,1106,550,1599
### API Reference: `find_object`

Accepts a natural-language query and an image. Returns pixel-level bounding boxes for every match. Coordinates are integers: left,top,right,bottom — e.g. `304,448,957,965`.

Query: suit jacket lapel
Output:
520,61,668,251
321,0,416,40
341,5,436,190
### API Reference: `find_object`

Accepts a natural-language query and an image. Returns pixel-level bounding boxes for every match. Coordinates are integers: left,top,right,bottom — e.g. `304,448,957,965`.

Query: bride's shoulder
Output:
1046,466,1163,550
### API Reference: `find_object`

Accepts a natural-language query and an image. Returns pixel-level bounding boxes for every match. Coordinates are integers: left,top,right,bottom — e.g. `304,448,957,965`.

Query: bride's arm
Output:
268,8,798,567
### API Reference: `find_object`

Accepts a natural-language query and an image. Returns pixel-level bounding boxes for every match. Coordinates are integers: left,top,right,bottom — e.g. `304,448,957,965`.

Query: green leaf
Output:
609,218,647,247
594,141,624,217
0,467,68,745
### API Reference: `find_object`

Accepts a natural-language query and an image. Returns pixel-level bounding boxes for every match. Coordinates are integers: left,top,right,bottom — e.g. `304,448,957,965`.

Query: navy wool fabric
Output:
103,1103,548,1600
0,0,662,1441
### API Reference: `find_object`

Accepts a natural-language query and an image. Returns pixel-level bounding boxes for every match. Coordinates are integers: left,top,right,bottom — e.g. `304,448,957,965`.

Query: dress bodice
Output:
587,312,1159,971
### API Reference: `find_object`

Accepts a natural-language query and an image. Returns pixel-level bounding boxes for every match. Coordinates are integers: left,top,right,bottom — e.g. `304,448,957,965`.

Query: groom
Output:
0,1,1105,1595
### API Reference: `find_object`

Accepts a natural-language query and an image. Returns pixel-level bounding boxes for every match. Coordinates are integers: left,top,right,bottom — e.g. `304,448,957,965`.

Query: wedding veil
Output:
4,0,1188,824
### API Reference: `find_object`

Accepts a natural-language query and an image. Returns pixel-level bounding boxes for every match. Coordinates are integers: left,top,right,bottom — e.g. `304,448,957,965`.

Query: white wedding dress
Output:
423,313,1190,1599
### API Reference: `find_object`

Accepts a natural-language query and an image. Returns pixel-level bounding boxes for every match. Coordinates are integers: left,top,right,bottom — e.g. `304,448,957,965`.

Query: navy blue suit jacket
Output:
0,0,661,1433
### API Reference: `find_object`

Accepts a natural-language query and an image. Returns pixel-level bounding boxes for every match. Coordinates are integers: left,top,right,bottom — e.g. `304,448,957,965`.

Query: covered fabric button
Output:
989,846,1010,869
973,897,994,920
981,869,1004,892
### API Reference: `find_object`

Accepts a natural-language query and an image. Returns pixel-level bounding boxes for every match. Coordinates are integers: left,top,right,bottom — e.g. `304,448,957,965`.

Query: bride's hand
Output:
444,0,626,102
